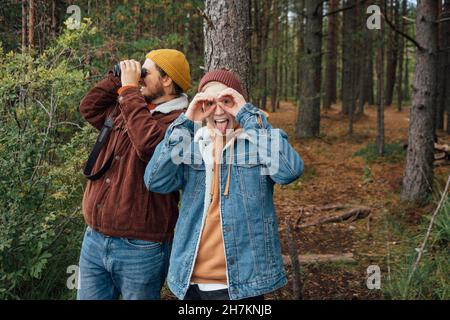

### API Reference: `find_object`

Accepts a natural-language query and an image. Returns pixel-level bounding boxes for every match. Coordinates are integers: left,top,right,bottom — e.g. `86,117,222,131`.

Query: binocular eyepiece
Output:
113,63,147,78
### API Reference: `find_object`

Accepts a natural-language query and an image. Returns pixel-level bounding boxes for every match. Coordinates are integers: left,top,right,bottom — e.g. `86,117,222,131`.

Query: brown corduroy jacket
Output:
79,73,185,242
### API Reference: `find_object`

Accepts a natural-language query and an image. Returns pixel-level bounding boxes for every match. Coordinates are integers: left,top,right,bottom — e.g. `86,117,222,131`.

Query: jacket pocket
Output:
235,165,265,199
185,163,205,198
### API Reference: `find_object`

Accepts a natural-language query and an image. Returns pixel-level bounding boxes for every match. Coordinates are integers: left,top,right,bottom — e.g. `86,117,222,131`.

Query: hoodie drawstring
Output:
223,143,233,197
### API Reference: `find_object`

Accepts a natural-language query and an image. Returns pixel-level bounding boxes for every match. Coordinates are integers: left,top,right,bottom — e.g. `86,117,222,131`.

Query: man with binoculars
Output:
77,49,191,300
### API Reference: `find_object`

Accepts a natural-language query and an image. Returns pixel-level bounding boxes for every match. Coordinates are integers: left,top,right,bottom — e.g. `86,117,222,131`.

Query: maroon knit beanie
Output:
198,69,245,97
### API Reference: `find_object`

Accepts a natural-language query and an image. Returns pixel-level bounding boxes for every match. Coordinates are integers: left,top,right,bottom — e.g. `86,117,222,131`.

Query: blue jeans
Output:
77,226,171,300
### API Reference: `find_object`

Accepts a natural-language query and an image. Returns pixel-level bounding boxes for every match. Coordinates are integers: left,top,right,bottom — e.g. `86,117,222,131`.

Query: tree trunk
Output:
260,0,273,110
403,47,410,101
401,0,438,204
396,0,407,112
296,0,305,108
250,0,260,104
437,0,450,132
355,2,367,115
377,0,386,156
28,0,34,49
384,0,399,107
21,0,27,51
204,0,251,97
341,0,355,115
51,0,58,39
271,0,280,112
283,2,289,102
295,0,322,138
377,44,385,155
323,0,338,110
444,1,450,134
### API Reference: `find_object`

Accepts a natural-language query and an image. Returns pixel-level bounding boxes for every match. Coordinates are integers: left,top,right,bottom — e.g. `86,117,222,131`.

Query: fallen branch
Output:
283,253,355,266
296,207,371,229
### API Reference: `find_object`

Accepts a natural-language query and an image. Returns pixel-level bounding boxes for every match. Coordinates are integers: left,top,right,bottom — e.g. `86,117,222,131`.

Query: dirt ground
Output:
266,102,449,300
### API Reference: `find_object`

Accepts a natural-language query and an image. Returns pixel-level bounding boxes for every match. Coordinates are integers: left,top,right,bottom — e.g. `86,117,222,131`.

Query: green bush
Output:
0,19,98,299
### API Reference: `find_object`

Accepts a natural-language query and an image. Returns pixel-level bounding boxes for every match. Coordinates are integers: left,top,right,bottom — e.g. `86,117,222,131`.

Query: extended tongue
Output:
216,120,228,134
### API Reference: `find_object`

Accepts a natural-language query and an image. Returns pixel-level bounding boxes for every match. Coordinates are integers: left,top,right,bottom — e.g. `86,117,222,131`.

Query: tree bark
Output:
377,0,386,156
324,0,338,110
396,0,407,112
444,1,450,134
260,0,273,110
341,0,355,116
51,0,57,39
437,0,450,132
271,0,280,112
384,0,399,107
28,0,34,49
21,0,27,51
401,0,438,204
204,0,251,98
296,0,305,108
295,0,323,138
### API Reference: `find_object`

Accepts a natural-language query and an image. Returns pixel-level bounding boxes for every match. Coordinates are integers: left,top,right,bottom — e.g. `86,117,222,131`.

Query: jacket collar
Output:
193,126,256,158
150,93,189,115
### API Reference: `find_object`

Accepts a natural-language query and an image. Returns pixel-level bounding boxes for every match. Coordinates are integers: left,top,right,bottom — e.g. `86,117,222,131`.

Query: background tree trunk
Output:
323,0,338,111
341,0,355,116
437,0,450,132
295,0,322,138
51,0,57,39
444,0,450,134
384,0,399,107
271,0,280,112
401,0,438,204
260,0,273,110
396,0,407,112
204,0,251,97
296,0,305,109
21,0,27,51
28,0,34,49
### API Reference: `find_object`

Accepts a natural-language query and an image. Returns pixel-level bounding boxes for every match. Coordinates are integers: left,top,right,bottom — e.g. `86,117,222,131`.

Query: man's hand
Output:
120,60,141,86
217,88,246,117
185,93,217,122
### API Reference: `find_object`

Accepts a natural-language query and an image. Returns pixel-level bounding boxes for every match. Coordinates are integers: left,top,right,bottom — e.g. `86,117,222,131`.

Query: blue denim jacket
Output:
144,103,304,300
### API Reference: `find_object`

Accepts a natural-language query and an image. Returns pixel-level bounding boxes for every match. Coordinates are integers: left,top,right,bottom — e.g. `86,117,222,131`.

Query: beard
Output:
142,82,165,103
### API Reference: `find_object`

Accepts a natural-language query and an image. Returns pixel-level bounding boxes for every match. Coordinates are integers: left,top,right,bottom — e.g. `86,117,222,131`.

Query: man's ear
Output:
162,76,173,89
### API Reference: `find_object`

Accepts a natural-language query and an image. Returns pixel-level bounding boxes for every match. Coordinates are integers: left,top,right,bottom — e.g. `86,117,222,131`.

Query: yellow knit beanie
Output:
146,49,191,92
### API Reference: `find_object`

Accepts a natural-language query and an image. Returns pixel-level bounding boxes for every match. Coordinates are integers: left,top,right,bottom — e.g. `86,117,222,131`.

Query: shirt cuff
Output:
117,84,139,95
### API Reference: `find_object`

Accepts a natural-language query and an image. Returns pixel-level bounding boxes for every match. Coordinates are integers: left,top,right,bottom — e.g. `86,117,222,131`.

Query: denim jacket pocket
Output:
234,159,265,199
184,162,206,199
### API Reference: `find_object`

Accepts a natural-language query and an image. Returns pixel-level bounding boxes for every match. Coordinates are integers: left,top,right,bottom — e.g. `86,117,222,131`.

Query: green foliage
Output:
353,141,406,164
382,194,450,300
0,19,98,299
362,165,374,184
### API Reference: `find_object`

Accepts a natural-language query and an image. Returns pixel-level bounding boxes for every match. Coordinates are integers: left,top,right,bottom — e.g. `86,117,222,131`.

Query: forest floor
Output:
266,101,450,300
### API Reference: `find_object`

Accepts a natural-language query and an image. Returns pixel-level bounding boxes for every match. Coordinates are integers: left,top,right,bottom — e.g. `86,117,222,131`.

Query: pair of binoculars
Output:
113,63,147,78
